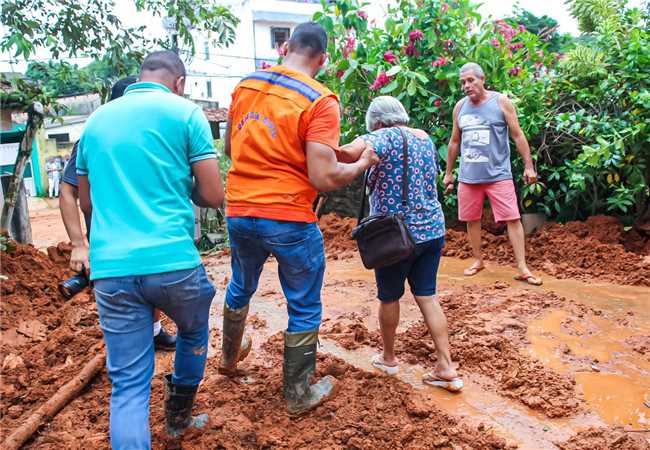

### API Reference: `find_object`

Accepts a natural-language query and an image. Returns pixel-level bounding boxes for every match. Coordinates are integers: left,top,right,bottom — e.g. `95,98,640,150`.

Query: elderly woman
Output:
341,96,462,392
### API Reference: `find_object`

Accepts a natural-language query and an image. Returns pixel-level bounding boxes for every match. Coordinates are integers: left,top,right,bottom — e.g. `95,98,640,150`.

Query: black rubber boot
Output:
58,272,89,299
218,303,251,376
154,327,176,352
283,330,337,416
164,374,208,438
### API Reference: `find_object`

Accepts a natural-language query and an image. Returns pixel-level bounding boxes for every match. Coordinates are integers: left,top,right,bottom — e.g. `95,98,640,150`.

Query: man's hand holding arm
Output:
500,95,537,184
337,137,369,163
444,100,463,194
306,142,379,192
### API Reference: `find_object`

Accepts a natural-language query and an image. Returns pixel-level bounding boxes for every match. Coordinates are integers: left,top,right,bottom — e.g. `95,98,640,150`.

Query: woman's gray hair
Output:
365,96,410,132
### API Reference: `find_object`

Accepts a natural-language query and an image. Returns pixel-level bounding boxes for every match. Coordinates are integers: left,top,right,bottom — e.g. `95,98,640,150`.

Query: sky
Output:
1,0,645,73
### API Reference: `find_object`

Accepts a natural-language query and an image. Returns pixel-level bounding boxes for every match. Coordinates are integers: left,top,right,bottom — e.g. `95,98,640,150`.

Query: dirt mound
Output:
444,217,650,286
319,212,357,258
625,335,650,356
26,334,516,449
321,312,372,350
0,242,101,441
556,427,650,450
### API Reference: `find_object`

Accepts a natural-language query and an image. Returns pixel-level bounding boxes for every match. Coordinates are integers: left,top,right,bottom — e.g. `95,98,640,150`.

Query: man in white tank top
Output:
444,62,542,286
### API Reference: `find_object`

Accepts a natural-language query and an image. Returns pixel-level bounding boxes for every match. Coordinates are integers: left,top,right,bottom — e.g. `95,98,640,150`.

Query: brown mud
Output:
2,209,649,449
0,242,102,442
318,213,650,286
556,427,650,450
323,284,588,418
444,216,650,287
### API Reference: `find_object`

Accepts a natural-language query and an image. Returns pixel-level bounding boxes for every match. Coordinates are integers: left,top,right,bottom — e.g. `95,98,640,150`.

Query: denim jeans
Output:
226,217,325,332
94,265,215,450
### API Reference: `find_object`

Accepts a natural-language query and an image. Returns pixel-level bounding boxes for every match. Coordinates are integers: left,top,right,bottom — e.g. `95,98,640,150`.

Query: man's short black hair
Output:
109,76,138,101
288,22,328,57
140,50,186,78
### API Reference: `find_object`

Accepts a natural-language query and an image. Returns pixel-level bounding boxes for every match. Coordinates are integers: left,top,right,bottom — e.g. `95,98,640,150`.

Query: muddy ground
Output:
1,209,648,449
443,214,650,287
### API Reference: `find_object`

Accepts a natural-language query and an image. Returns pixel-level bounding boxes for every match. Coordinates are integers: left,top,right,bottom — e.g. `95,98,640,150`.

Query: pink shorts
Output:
458,179,521,223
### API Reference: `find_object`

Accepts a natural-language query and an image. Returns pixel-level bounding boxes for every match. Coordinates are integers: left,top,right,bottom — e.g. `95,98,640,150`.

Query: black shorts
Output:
374,237,444,302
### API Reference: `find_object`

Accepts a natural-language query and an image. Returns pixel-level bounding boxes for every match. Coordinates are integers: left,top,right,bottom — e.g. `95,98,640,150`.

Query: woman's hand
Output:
359,146,380,169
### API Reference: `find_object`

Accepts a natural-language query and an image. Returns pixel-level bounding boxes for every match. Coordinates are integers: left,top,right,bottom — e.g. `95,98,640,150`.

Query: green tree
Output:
314,0,555,216
0,0,239,235
313,0,649,223
506,8,573,53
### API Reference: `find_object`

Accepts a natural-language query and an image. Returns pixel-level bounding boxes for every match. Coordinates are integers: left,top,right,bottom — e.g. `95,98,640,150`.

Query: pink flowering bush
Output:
313,0,559,215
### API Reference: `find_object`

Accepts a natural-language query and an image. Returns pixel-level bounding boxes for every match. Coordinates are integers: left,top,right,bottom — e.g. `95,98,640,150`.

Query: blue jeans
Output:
226,217,325,332
94,265,215,450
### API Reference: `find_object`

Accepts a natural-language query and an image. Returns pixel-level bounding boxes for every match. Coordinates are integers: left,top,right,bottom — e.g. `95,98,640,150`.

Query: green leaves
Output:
314,0,649,222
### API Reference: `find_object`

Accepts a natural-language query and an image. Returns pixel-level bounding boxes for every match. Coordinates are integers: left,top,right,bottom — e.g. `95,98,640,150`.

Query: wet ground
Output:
2,205,648,449
202,253,650,449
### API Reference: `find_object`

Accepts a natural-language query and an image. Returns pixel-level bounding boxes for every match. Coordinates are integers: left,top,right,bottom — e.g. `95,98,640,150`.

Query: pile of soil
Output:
556,427,650,450
319,213,357,258
0,242,101,442
29,334,516,449
444,215,650,286
323,284,592,418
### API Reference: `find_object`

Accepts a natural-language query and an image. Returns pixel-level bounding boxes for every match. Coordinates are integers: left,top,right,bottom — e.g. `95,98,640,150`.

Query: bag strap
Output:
357,169,369,224
397,127,409,207
356,127,410,223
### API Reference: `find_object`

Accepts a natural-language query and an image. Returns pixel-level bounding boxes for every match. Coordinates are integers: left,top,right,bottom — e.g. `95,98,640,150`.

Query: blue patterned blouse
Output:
361,127,446,243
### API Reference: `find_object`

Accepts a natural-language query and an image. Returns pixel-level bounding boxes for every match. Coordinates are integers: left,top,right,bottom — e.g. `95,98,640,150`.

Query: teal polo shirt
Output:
77,82,216,280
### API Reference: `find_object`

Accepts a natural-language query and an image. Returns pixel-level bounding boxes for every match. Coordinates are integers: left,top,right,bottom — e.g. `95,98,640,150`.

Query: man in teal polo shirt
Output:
77,50,225,449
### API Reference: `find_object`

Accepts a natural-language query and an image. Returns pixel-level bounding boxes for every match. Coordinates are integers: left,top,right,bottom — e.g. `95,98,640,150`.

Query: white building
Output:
184,0,324,109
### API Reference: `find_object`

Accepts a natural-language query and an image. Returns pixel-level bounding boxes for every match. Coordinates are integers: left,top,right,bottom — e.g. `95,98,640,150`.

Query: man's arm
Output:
306,142,378,192
444,100,464,193
224,116,232,159
191,159,225,209
78,175,92,216
499,95,537,184
59,182,88,272
338,137,370,163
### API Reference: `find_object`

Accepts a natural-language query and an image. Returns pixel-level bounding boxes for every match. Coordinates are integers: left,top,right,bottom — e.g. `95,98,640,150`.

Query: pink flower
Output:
537,50,544,58
495,20,517,43
357,10,368,20
444,39,454,51
491,38,500,48
440,3,449,13
409,29,424,41
277,46,287,57
383,51,397,64
336,70,345,79
342,34,356,59
434,98,442,107
518,24,526,33
508,66,522,76
260,61,272,69
509,43,524,52
405,42,419,57
370,72,391,91
431,55,448,68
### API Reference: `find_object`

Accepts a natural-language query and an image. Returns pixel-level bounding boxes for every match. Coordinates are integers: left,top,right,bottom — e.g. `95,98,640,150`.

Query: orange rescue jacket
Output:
226,65,339,223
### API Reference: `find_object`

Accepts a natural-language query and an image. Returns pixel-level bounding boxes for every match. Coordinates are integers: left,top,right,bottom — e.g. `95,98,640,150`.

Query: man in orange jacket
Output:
220,22,377,415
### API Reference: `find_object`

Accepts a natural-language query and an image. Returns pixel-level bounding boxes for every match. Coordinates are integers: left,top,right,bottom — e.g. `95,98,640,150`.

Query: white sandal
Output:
371,354,399,375
422,372,464,392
